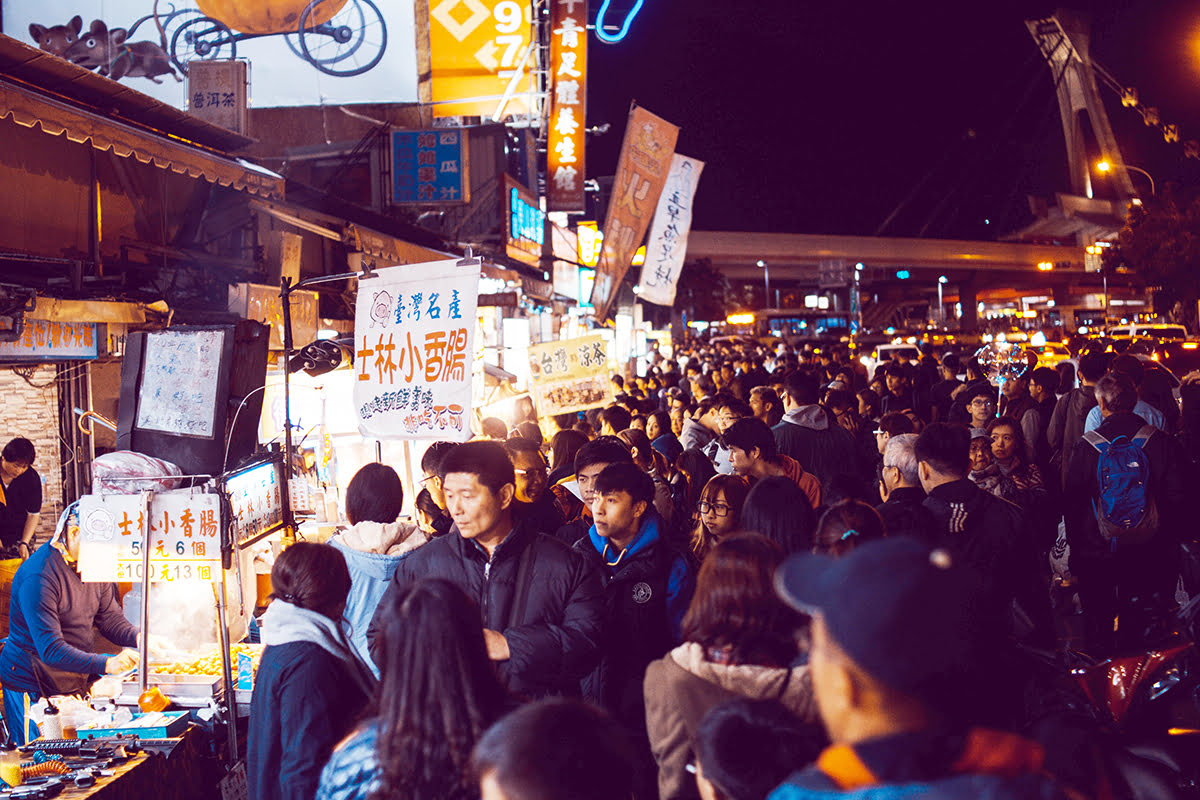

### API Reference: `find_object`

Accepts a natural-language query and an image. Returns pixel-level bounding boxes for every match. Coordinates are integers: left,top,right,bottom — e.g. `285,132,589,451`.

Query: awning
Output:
0,74,283,200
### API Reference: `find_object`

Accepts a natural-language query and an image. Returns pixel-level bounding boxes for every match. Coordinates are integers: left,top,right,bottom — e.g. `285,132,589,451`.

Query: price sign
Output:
429,0,534,117
78,492,223,584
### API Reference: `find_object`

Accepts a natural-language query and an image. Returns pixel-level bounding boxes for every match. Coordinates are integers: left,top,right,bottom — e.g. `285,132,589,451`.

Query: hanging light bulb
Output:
1164,124,1180,143
1143,107,1161,126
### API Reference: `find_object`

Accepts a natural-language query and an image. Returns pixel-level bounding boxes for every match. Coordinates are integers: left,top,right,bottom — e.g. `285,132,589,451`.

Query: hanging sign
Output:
504,175,546,267
527,333,613,416
354,259,481,440
429,0,534,118
391,129,470,204
547,0,587,212
590,105,679,320
0,320,97,360
77,492,223,584
639,154,704,306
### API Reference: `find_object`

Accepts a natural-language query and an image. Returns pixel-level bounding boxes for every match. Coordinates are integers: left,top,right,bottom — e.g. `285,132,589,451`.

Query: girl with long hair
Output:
690,474,750,563
317,578,509,800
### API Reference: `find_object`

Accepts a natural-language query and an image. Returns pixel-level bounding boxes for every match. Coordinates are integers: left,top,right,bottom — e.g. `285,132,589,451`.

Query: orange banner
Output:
589,105,679,320
547,0,587,212
428,0,534,118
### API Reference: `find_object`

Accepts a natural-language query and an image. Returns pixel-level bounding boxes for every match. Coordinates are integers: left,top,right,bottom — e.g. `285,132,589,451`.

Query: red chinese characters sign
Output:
589,104,678,320
547,0,587,212
354,260,481,440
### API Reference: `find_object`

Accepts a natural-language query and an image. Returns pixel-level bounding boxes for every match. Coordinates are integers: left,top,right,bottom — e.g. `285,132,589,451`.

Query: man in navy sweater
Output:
0,517,140,743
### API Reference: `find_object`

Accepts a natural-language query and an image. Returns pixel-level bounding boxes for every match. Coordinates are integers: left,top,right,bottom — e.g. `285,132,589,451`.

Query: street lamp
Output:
757,260,770,308
937,275,948,324
1096,159,1155,195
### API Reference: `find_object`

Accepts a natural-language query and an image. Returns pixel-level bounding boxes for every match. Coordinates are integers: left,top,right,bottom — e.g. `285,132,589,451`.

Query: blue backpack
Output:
1083,425,1159,546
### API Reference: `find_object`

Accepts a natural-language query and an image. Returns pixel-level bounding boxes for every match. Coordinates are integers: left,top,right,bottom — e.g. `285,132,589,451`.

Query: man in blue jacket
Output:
771,538,1076,800
0,515,140,743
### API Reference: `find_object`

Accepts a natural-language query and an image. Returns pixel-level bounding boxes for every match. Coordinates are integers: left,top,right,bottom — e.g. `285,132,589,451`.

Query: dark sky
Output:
586,0,1200,239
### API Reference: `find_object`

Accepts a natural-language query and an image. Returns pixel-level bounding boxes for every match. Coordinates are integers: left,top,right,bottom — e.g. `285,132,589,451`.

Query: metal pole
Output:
937,281,944,323
281,278,295,481
764,264,770,308
214,577,238,762
137,490,152,694
1103,271,1109,323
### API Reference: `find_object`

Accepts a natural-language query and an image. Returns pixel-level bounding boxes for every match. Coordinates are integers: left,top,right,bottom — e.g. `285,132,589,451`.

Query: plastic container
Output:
40,706,61,739
0,743,22,787
137,686,171,713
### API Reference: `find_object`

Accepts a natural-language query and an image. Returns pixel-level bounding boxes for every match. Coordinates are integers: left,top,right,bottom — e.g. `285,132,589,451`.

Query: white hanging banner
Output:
353,259,480,440
638,154,705,307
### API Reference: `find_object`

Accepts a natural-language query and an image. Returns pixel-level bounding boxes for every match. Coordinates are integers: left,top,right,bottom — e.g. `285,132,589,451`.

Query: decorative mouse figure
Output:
28,15,83,57
62,18,181,83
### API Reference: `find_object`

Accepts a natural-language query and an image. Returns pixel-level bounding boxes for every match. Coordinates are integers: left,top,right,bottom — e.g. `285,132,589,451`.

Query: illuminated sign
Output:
595,0,645,43
578,221,602,267
0,320,97,360
429,0,534,118
547,0,587,211
504,175,545,267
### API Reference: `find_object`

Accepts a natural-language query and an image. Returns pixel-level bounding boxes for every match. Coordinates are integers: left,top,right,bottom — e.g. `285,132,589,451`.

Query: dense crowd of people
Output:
247,337,1200,800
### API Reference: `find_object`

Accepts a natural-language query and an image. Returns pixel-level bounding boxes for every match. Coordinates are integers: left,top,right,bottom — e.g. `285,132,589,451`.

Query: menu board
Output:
77,491,223,583
134,329,226,439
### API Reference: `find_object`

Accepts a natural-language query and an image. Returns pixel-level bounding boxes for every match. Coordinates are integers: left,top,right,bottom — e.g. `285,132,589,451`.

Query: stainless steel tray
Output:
116,674,222,708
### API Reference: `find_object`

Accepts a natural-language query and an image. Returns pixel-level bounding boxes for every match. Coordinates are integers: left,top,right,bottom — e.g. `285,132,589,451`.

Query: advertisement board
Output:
428,0,534,118
546,0,586,212
390,128,469,204
2,0,417,108
527,333,612,417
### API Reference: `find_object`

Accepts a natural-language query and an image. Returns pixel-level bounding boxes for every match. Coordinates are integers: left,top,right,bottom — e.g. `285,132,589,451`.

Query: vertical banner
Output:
547,0,588,212
354,260,481,440
527,334,613,417
429,0,535,118
590,105,679,320
638,154,704,306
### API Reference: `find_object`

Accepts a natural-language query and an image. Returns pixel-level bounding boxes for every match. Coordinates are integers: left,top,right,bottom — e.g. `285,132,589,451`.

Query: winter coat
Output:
366,522,604,698
645,643,819,800
513,492,567,536
0,544,138,695
249,601,376,800
770,728,1076,800
328,520,427,676
574,515,693,731
679,418,716,452
773,406,859,486
875,486,935,541
1047,385,1097,490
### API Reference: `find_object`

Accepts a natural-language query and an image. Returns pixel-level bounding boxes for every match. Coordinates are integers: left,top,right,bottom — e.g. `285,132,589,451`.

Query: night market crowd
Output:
248,338,1200,800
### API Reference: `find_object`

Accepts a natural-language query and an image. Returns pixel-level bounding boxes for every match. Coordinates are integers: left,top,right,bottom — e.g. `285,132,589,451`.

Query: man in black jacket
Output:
574,463,692,800
552,437,633,546
367,441,604,698
773,370,858,486
875,433,935,540
915,423,1051,646
1064,372,1187,656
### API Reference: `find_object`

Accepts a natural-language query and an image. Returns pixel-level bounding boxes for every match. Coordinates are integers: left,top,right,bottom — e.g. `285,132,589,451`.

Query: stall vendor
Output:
0,438,42,557
0,513,141,743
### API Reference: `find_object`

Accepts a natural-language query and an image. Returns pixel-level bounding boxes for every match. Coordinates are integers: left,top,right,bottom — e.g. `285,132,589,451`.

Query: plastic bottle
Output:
0,743,21,787
40,706,61,740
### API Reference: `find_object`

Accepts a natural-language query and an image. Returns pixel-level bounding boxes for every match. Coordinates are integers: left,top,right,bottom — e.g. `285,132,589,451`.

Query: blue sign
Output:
391,130,468,204
0,320,98,360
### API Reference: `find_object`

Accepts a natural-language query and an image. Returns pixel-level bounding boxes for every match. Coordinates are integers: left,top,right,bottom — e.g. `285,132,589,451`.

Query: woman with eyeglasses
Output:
690,475,750,563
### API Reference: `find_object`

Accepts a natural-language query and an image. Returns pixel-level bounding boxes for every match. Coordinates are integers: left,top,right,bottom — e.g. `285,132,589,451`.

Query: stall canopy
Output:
0,34,283,200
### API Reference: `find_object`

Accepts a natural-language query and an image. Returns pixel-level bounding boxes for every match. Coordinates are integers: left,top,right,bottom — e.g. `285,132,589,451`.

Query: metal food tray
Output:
117,674,222,708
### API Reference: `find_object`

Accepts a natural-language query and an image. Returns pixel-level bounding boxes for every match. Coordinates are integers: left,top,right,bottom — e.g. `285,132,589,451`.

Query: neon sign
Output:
595,0,645,43
510,189,545,245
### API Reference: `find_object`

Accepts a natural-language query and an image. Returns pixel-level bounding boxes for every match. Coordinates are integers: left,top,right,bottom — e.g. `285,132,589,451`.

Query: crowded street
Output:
2,1,1200,799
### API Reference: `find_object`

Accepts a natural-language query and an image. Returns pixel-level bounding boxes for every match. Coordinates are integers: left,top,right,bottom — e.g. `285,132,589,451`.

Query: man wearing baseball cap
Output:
769,538,1074,799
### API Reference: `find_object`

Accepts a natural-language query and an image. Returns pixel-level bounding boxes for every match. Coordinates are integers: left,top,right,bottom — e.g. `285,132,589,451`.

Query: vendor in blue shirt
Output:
0,512,141,743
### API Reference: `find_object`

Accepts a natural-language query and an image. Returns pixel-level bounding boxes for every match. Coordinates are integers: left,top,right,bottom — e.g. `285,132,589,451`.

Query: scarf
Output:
260,600,378,697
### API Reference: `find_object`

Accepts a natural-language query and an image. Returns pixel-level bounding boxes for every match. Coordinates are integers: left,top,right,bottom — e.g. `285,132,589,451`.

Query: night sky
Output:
586,0,1200,239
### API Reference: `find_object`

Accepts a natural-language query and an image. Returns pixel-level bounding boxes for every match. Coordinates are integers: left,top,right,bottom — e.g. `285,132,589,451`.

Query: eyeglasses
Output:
698,501,733,517
969,399,995,408
514,466,547,476
418,474,439,485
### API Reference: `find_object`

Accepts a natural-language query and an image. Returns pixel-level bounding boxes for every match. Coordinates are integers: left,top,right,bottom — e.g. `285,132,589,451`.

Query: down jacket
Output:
366,521,604,698
644,643,819,800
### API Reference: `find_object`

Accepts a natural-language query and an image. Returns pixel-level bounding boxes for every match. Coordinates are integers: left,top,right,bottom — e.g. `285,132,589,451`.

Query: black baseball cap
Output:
774,538,992,704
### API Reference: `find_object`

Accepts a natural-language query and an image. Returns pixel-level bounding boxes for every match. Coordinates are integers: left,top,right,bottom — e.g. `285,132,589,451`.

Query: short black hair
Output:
884,362,909,379
717,398,753,419
414,487,441,520
941,353,961,374
722,418,777,461
599,405,632,433
962,383,997,406
440,441,515,494
574,436,632,475
421,441,458,477
1030,367,1059,392
694,699,825,800
514,421,544,445
1078,352,1111,383
784,371,820,405
504,437,544,461
914,422,970,479
481,417,509,439
472,699,634,800
611,374,625,388
877,412,916,437
1111,354,1145,387
593,462,655,506
2,438,34,467
345,463,404,526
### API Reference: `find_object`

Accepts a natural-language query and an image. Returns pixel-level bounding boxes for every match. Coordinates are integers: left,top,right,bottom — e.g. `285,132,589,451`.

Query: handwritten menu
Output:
135,329,226,439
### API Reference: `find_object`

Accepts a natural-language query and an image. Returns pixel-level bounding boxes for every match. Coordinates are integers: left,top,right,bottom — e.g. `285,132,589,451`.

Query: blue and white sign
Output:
391,129,469,204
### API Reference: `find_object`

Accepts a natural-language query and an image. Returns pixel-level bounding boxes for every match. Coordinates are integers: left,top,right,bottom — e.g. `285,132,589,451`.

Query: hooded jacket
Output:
1047,385,1097,489
770,728,1076,800
249,601,377,800
773,405,858,486
366,521,604,698
680,417,717,451
328,520,426,675
645,643,819,800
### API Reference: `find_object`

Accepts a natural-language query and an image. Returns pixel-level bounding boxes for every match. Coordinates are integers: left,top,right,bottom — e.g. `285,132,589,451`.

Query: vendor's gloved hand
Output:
105,650,138,675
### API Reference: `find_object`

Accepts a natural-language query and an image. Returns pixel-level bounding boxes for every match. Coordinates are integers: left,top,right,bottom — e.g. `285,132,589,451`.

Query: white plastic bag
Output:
92,451,183,495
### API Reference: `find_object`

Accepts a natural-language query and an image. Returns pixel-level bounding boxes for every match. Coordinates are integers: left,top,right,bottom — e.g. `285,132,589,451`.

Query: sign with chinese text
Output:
429,0,534,118
134,329,225,439
504,175,545,267
187,60,247,134
228,284,318,350
77,491,223,583
391,129,470,204
639,154,704,306
225,459,286,547
0,320,97,360
590,105,679,320
354,259,481,440
527,334,612,416
577,220,601,267
547,0,587,212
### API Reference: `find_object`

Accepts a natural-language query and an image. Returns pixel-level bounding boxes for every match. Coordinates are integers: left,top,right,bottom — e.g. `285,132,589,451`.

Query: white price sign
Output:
78,492,223,584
